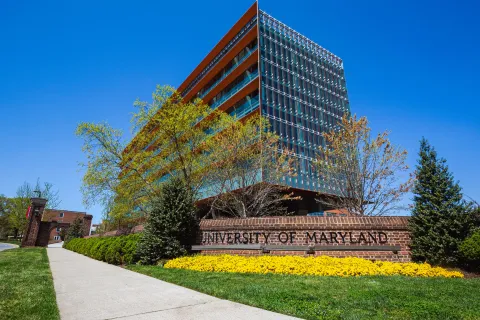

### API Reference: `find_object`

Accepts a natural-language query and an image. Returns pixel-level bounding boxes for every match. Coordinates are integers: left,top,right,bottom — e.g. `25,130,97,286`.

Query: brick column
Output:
82,215,93,236
21,197,48,247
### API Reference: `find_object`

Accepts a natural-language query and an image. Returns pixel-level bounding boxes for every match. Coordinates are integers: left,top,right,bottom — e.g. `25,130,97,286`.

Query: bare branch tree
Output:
204,116,300,218
314,114,414,216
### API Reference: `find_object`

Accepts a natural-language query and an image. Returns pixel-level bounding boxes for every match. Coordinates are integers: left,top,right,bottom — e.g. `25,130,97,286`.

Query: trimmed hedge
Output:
64,234,140,265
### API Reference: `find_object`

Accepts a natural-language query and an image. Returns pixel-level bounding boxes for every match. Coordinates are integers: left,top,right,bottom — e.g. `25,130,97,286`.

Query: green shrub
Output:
459,230,480,270
105,237,126,264
122,234,140,265
137,178,198,265
63,234,140,265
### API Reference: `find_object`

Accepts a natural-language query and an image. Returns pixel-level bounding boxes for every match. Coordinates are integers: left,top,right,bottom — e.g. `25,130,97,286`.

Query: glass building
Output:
168,2,349,214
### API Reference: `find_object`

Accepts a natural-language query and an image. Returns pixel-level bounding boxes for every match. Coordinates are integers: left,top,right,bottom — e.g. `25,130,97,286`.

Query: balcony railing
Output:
230,96,260,119
210,70,259,111
199,44,258,99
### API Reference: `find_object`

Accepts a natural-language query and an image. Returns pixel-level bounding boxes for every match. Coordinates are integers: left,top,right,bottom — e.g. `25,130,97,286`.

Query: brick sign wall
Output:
196,216,411,262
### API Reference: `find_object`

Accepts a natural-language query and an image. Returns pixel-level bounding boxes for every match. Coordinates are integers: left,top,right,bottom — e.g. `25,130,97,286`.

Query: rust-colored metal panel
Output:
183,27,258,102
256,1,262,117
201,52,258,104
216,78,260,113
198,78,260,125
178,2,258,93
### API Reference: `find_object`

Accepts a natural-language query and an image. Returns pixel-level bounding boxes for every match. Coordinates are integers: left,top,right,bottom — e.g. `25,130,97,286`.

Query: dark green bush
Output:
137,178,198,265
459,230,480,270
122,234,140,264
63,234,140,265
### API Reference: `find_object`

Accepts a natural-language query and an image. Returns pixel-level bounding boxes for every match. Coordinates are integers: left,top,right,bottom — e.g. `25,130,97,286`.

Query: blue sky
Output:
1,0,479,223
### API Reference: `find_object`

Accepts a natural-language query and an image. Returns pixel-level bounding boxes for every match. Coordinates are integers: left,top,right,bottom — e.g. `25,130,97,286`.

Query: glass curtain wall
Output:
258,11,350,193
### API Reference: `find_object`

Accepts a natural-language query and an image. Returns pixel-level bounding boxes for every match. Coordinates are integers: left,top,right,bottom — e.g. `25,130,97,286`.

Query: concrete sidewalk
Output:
48,241,64,248
47,248,298,320
0,243,18,252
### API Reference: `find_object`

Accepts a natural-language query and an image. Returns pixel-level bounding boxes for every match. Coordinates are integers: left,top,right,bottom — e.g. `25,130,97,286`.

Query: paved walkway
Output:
48,241,64,248
47,248,298,320
0,243,18,251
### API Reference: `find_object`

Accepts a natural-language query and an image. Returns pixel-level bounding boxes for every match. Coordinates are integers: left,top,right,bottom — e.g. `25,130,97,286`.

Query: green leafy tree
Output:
0,195,13,239
459,230,480,270
59,228,67,241
8,179,61,238
137,178,198,265
76,85,233,225
409,138,471,265
467,201,480,231
75,121,145,227
65,217,85,242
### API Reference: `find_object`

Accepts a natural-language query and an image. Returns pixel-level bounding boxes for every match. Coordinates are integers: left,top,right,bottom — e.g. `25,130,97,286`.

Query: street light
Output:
33,190,42,198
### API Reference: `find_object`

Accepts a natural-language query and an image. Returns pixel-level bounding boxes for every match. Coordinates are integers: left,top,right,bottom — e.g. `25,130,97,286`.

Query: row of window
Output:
263,101,341,136
273,125,326,161
259,17,343,74
262,72,347,117
226,90,260,119
261,52,347,100
209,64,259,109
279,174,335,193
198,39,258,99
263,150,335,192
264,105,339,145
262,82,346,123
259,11,343,67
260,33,346,91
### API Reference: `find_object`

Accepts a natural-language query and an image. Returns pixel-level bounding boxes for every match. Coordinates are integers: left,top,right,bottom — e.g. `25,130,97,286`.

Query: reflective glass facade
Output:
258,11,350,193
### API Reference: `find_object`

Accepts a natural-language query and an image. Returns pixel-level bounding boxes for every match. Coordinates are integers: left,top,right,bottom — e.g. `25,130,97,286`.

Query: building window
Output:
59,212,64,218
56,227,61,233
53,236,61,241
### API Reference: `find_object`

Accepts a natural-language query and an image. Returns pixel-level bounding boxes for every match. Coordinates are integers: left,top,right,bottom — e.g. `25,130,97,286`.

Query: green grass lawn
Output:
128,265,480,320
0,248,60,320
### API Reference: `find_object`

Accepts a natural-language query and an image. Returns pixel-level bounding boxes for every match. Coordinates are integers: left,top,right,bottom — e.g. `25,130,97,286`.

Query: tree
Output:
75,121,145,227
16,179,61,208
0,195,13,239
137,178,198,265
204,116,299,218
409,138,471,265
76,85,233,225
314,114,413,216
465,198,480,232
8,179,61,238
59,228,67,241
65,217,85,242
459,230,480,270
130,85,232,194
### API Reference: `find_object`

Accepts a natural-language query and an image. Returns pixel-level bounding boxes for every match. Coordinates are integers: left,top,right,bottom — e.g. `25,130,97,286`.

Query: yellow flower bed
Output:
164,255,463,278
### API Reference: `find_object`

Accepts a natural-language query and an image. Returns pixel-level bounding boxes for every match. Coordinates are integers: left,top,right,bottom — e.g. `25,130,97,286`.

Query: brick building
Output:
42,209,92,244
